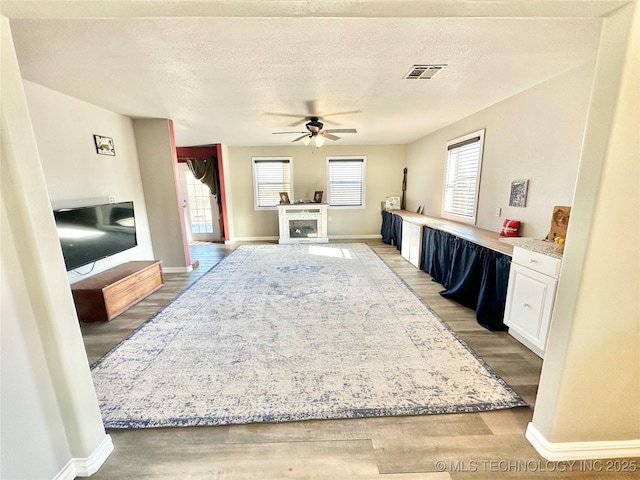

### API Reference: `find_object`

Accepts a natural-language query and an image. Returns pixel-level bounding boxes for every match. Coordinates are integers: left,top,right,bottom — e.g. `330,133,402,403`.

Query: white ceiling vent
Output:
404,64,447,80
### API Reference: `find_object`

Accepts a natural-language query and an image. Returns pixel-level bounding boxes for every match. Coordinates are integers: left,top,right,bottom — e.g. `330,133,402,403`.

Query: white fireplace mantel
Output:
277,203,329,244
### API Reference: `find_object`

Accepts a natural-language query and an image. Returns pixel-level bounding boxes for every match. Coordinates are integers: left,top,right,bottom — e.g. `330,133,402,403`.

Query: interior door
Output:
178,163,221,242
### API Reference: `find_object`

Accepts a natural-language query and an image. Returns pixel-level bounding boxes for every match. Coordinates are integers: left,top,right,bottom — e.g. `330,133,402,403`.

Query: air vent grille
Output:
404,64,447,80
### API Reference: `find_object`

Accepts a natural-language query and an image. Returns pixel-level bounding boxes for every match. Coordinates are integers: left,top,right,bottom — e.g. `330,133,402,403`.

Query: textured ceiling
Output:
4,1,620,147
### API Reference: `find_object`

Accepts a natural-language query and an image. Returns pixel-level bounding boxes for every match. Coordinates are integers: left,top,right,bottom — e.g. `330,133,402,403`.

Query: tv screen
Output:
54,201,138,271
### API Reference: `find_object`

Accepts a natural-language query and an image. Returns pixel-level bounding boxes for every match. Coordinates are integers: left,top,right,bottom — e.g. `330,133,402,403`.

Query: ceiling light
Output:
315,135,325,148
302,136,311,146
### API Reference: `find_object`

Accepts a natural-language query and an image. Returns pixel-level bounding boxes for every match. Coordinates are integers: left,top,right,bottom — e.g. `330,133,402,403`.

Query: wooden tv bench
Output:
71,260,164,323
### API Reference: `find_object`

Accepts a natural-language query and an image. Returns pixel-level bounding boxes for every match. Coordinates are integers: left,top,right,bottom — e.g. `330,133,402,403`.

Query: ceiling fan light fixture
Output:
315,135,325,147
302,136,311,146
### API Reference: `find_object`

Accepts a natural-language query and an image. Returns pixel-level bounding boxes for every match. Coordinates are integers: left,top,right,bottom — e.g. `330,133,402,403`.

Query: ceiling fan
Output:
272,117,357,147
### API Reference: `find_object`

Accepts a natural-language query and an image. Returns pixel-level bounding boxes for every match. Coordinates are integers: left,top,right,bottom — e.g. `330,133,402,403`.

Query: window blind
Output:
328,158,365,207
443,135,482,219
253,158,291,208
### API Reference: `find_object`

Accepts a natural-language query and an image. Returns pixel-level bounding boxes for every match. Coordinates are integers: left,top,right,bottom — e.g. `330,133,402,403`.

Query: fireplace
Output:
277,204,329,244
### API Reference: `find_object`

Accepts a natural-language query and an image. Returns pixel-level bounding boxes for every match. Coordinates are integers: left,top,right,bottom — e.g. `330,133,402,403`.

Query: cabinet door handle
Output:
529,258,536,263
523,303,531,308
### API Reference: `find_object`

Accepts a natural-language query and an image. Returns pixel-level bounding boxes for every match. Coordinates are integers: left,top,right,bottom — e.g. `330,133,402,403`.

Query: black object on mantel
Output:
401,167,407,210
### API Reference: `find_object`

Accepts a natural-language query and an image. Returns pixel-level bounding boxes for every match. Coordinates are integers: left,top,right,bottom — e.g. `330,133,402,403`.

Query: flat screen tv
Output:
53,201,138,271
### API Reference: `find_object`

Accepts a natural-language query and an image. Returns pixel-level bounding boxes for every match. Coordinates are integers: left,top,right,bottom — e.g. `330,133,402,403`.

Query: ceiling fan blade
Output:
292,134,309,142
287,118,309,127
272,131,307,135
318,110,361,118
324,128,357,134
315,110,361,126
305,100,319,116
265,112,309,121
322,132,341,141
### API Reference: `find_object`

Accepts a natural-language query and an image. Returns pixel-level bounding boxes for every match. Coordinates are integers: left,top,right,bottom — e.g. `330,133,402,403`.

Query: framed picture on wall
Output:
313,191,323,203
94,135,116,156
509,179,529,207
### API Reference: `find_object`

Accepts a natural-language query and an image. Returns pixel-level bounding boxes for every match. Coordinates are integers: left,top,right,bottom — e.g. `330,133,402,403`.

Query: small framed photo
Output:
94,135,115,156
509,179,529,207
279,192,290,204
313,191,323,203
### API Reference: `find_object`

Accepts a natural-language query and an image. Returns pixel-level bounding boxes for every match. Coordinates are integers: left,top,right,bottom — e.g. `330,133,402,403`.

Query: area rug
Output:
91,243,526,428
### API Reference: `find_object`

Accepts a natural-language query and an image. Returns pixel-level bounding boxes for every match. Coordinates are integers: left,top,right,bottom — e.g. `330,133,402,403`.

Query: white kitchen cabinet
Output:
400,220,423,268
504,246,561,358
401,220,411,262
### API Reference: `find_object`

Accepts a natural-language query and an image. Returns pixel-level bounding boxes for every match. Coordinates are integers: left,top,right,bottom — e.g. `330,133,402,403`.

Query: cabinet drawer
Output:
105,271,164,319
102,263,161,299
512,246,561,278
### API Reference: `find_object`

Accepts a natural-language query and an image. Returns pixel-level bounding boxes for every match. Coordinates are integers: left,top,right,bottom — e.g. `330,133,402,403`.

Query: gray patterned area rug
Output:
91,243,526,428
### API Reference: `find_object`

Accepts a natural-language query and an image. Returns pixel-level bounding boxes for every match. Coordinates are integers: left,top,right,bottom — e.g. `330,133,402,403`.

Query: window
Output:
252,157,292,209
326,156,366,208
442,129,485,224
184,170,213,233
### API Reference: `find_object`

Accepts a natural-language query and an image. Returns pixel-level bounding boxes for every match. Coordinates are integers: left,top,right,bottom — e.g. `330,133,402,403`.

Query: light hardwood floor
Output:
79,241,637,479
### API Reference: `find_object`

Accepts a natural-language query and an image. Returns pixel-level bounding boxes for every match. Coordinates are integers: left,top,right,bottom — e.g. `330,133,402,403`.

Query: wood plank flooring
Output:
79,241,636,479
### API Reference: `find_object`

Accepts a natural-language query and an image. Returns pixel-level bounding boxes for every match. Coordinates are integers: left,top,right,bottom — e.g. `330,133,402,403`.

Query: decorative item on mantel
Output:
546,205,571,253
279,192,290,204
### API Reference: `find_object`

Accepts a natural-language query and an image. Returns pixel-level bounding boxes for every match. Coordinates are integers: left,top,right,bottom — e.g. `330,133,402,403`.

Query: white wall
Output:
133,118,191,270
228,144,406,240
23,81,154,283
1,16,111,479
0,196,71,480
531,2,639,451
406,63,595,238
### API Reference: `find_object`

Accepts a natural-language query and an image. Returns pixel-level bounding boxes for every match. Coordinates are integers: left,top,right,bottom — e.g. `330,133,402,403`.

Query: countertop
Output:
386,210,563,259
388,210,514,256
498,237,563,259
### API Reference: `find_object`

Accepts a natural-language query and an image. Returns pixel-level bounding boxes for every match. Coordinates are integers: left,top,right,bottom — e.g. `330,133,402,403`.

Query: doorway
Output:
179,163,221,243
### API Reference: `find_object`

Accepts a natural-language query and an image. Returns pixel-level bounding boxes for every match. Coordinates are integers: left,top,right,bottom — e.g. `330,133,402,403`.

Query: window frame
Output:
326,156,367,209
441,129,485,225
252,156,293,210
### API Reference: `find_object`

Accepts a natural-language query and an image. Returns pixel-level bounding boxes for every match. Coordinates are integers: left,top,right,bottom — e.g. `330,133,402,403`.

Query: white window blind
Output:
327,157,365,207
442,130,485,223
252,157,292,208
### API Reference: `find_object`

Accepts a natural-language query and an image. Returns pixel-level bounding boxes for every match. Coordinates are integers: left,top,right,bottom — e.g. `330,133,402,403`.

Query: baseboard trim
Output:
54,434,114,479
232,236,279,242
328,234,382,240
162,265,193,273
224,235,382,244
526,423,640,460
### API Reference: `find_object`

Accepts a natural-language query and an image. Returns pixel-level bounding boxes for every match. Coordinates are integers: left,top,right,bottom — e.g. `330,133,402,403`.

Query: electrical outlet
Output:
108,195,116,204
495,207,501,217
